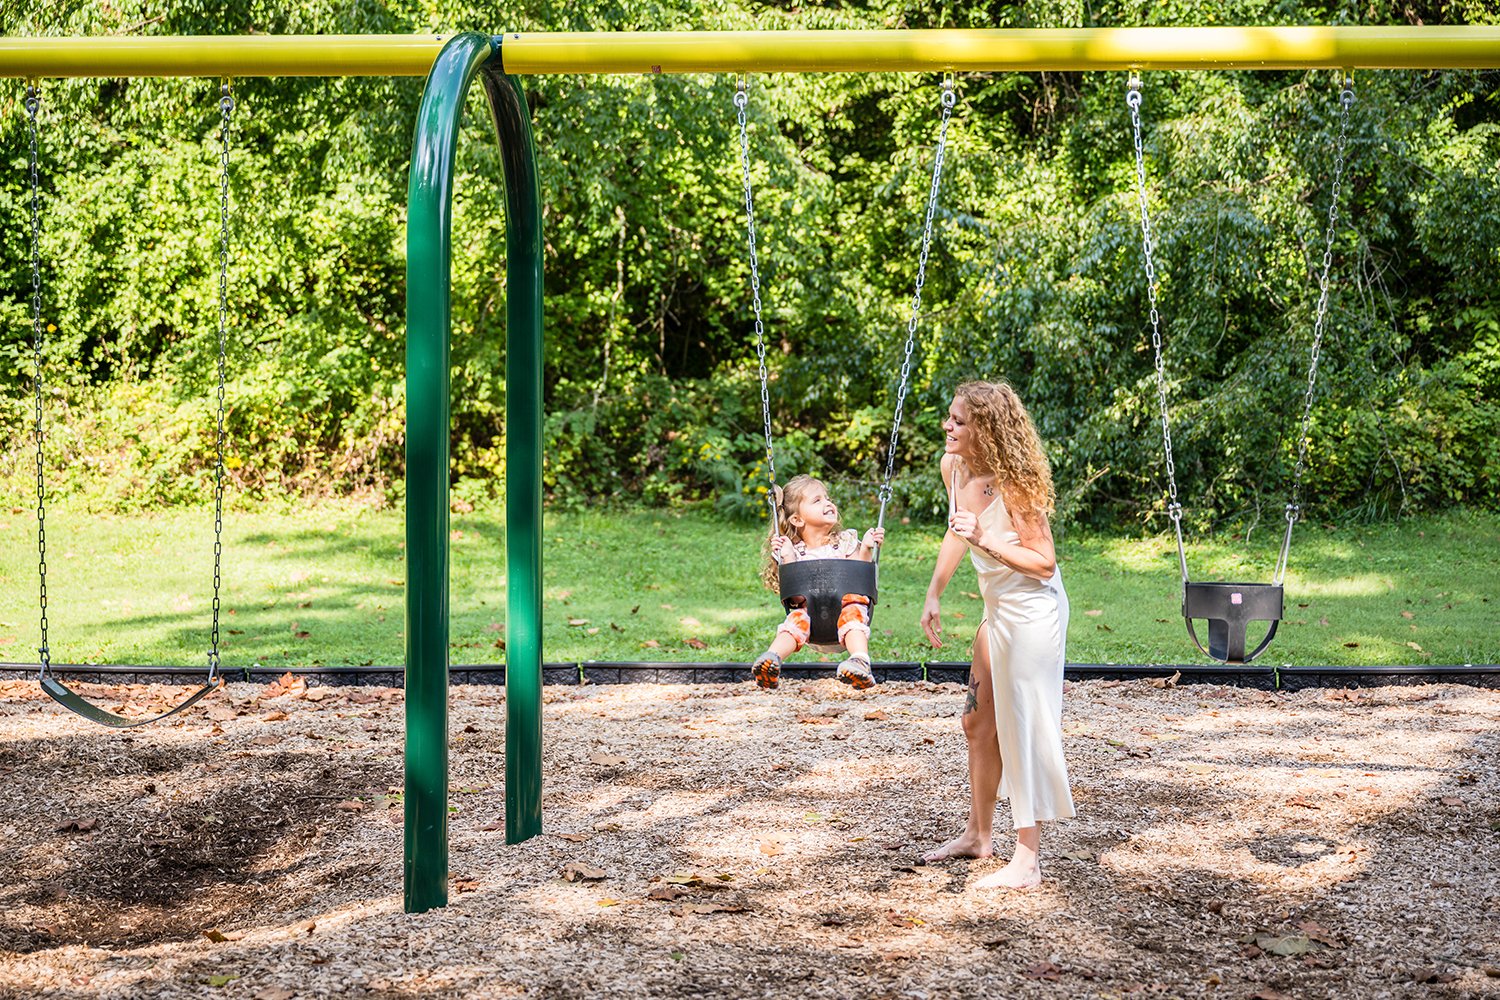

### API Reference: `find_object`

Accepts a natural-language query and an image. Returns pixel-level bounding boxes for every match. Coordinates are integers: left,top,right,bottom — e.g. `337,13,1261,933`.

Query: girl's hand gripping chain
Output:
770,534,797,565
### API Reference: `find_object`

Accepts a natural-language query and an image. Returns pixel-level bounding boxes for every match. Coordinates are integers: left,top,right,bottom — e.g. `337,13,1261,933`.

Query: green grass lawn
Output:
0,500,1494,668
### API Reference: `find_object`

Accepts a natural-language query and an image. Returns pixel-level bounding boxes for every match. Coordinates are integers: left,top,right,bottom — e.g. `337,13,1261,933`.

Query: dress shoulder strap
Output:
948,457,967,518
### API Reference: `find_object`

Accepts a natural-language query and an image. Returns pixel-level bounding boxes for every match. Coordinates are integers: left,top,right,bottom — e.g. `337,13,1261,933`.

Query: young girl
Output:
751,474,885,691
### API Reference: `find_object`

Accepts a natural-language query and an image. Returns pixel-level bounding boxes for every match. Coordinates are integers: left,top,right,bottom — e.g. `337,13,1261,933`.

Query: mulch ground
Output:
0,674,1497,1000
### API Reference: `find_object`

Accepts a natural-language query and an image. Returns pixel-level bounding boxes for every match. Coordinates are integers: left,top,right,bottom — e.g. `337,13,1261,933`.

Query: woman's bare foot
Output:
973,856,1042,889
921,832,994,863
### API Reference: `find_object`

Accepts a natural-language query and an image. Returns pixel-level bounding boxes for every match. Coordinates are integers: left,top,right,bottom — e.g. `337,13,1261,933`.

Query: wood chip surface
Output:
1,676,1497,998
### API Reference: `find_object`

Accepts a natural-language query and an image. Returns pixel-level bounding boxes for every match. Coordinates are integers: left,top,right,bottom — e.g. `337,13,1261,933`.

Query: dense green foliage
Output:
2,0,1498,533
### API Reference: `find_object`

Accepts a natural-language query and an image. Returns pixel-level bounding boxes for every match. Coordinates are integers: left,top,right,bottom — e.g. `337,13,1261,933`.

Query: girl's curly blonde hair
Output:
760,474,840,591
955,380,1055,518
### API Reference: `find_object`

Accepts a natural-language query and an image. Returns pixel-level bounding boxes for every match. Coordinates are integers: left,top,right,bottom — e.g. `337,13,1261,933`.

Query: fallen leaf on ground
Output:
1023,961,1062,981
648,885,690,901
589,753,628,767
263,672,306,699
57,818,98,833
683,637,707,650
553,832,588,842
759,837,785,857
1241,931,1316,956
864,710,889,721
1295,920,1343,947
201,928,244,943
562,863,607,882
670,903,746,916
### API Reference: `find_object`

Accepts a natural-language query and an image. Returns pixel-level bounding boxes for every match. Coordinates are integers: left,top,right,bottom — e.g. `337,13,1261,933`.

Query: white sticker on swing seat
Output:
1231,592,1243,604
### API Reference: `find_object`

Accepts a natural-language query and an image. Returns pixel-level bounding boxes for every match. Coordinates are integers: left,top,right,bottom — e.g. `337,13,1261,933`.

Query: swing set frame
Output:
3,25,1498,914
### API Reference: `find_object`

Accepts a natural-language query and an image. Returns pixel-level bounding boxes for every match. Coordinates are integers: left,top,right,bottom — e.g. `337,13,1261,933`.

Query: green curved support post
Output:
404,31,545,915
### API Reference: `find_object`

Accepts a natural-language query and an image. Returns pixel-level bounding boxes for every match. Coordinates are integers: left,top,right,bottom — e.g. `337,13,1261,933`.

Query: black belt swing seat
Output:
733,75,956,647
1125,73,1356,665
777,559,881,648
21,82,235,726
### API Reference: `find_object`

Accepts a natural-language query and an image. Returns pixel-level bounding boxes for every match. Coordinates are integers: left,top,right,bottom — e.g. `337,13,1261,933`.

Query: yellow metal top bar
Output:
500,27,1500,73
0,34,452,78
1,27,1499,78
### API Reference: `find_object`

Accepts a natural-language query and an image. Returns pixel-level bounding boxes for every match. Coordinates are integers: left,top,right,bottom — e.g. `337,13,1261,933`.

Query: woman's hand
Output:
920,595,943,648
861,526,885,550
949,510,985,548
770,534,796,564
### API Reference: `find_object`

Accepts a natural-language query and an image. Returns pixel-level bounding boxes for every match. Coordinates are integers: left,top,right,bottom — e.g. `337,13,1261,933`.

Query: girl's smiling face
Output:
791,482,839,531
943,397,977,460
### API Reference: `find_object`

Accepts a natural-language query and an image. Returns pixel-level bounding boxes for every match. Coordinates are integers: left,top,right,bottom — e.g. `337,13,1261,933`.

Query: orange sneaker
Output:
836,655,876,690
752,652,782,690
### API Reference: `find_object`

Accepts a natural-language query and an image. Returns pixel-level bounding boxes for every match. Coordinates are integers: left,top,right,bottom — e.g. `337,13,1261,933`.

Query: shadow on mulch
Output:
0,732,396,951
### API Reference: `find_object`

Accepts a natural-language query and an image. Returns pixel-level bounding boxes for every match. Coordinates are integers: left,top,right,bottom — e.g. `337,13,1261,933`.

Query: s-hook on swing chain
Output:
733,75,779,526
208,79,235,683
1276,72,1355,585
26,82,51,678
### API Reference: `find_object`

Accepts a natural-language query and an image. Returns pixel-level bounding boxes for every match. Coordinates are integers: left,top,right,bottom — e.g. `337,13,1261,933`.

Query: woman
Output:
919,380,1074,889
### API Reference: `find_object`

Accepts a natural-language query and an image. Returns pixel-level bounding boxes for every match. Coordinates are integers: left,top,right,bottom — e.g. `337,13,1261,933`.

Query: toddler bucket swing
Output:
733,74,956,646
1125,72,1355,664
21,81,237,726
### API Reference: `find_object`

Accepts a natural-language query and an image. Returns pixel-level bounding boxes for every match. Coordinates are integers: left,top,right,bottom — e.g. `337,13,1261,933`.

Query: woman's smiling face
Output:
943,397,977,460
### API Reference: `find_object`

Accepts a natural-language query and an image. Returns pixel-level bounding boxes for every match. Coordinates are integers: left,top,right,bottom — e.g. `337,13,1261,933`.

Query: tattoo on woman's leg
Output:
963,671,980,715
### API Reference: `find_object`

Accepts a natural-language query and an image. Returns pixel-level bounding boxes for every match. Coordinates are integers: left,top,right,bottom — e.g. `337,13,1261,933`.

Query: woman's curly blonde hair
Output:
954,380,1055,518
760,474,839,591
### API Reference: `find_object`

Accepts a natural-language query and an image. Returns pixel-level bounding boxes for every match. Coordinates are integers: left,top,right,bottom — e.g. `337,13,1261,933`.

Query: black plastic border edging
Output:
2,661,1497,689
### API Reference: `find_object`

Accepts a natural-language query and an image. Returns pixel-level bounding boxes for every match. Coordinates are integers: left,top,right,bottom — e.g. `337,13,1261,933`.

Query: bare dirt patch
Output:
1,676,1497,999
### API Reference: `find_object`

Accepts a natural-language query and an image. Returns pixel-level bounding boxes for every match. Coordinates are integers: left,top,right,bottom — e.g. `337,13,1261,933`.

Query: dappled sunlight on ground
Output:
0,676,1496,998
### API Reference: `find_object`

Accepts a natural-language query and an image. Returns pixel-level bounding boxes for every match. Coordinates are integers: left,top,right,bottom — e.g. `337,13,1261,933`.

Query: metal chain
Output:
1276,73,1354,584
26,83,51,677
734,76,779,525
207,80,234,682
1126,75,1188,582
878,77,956,518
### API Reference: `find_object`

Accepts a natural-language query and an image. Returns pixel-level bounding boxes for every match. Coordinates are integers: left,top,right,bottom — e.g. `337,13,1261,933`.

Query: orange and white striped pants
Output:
776,593,872,651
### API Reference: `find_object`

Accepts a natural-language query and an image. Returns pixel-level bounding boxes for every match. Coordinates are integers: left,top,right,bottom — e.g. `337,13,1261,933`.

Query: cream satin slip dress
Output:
952,459,1076,829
